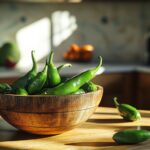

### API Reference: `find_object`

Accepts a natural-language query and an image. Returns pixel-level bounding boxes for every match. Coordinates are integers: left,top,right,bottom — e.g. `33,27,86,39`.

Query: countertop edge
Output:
0,64,150,78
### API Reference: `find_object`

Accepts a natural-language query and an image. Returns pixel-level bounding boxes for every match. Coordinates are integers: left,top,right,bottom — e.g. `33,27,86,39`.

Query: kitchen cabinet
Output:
136,72,150,110
92,71,150,110
92,72,137,108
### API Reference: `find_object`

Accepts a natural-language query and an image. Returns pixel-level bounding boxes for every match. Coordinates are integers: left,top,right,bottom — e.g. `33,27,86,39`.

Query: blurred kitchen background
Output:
0,0,150,109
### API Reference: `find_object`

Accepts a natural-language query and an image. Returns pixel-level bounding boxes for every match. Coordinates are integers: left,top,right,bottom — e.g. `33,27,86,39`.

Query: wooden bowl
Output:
0,86,103,135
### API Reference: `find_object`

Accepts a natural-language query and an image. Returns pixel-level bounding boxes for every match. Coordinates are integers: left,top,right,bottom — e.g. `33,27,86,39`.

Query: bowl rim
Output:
0,85,103,98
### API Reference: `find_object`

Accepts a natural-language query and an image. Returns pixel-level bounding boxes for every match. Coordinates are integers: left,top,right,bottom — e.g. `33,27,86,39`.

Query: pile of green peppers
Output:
0,50,103,96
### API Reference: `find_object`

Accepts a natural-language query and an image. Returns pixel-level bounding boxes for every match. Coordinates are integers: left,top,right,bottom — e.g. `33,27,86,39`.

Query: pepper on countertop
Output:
113,129,150,144
114,97,141,121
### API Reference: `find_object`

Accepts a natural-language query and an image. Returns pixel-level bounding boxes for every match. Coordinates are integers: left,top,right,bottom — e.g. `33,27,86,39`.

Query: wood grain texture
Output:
1,107,97,135
0,107,149,150
0,86,103,135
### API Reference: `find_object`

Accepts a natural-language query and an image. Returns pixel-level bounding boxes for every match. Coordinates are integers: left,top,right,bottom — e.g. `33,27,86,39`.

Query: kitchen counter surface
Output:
0,107,149,150
0,63,150,78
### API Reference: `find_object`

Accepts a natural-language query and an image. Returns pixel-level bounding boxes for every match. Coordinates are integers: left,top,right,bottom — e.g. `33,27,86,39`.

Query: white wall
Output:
0,2,149,65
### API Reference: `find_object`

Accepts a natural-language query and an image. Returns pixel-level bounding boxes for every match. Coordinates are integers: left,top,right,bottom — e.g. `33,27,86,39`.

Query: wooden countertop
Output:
0,107,149,150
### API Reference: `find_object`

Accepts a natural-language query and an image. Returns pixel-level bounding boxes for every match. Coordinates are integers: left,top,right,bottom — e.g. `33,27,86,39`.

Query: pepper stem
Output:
91,56,103,74
57,63,72,72
31,50,37,72
113,97,119,107
42,63,48,74
46,59,48,66
48,51,54,65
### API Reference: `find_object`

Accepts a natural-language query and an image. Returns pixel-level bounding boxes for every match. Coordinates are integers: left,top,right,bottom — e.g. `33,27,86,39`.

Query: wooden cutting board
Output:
0,107,149,150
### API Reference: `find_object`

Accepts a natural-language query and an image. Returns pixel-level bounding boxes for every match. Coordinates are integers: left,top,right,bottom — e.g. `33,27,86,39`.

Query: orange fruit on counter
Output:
70,44,80,52
81,44,94,52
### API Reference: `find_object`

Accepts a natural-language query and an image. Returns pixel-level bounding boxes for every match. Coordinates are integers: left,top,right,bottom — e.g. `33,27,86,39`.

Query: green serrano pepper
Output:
44,63,72,88
41,56,102,96
16,88,28,96
71,89,85,94
0,83,12,94
47,51,61,87
114,97,141,121
28,64,48,94
82,81,97,92
12,51,37,90
113,129,150,144
60,77,70,83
